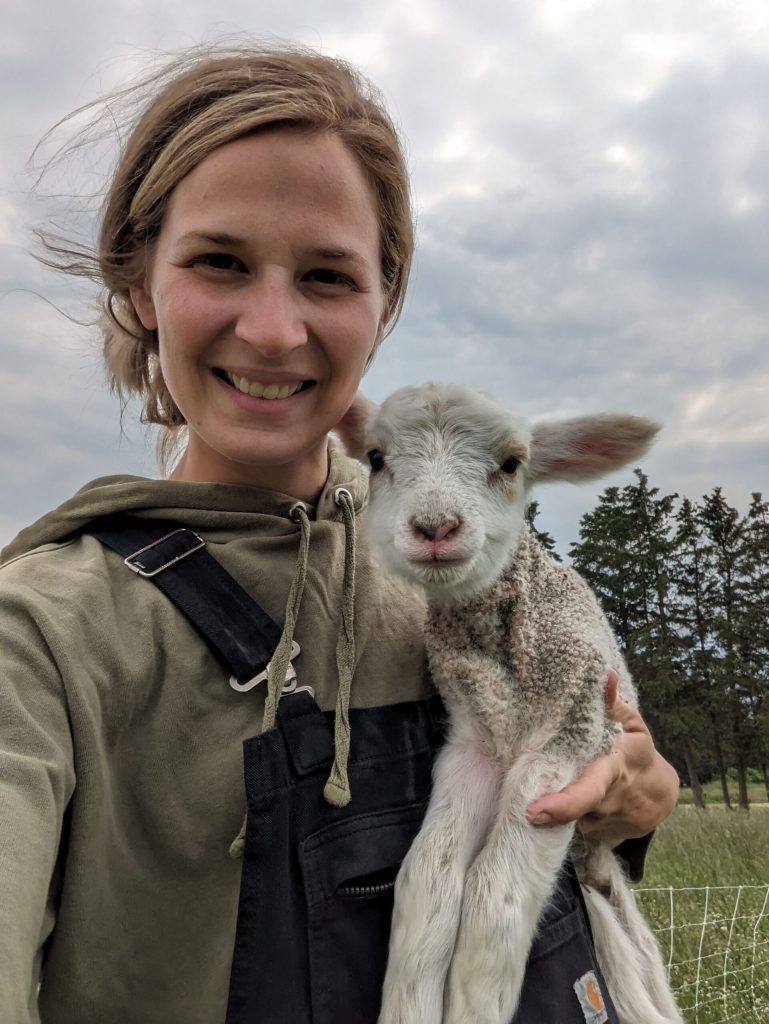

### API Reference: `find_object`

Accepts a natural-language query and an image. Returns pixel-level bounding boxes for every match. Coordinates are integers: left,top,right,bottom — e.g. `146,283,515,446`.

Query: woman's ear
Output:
129,284,158,331
378,299,390,338
334,393,380,458
364,301,390,372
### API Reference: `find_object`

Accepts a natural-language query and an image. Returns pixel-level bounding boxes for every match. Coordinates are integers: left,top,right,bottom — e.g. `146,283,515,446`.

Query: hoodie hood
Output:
2,442,368,566
2,442,379,831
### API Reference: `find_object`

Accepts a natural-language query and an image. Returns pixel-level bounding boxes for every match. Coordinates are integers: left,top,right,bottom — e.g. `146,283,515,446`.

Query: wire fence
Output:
633,884,769,1024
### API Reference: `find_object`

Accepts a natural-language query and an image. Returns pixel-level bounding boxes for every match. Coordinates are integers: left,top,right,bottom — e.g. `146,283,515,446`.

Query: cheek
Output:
328,298,384,361
154,290,210,360
152,296,207,403
155,324,187,383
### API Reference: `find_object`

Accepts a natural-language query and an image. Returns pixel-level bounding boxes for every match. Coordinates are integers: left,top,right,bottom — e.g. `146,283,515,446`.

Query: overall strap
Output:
85,515,282,684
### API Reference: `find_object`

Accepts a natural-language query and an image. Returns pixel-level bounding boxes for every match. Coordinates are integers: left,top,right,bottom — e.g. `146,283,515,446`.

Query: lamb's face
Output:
338,381,660,603
362,383,533,601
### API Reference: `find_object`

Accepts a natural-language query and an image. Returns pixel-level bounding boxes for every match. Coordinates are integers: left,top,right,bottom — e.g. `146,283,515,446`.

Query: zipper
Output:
337,879,396,898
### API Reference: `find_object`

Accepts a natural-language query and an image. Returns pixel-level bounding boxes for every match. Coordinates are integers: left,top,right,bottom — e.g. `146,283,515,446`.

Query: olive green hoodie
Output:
0,448,431,1024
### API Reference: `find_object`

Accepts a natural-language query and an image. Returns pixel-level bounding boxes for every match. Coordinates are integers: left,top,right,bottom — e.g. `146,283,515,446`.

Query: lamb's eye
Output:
368,450,386,472
500,456,519,474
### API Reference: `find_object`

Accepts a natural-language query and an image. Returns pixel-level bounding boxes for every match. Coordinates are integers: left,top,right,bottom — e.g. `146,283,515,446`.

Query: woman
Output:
0,45,678,1024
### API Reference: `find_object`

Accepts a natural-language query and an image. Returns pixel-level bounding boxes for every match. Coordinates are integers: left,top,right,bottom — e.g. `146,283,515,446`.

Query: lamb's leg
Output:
378,714,501,1024
444,750,579,1024
581,845,683,1024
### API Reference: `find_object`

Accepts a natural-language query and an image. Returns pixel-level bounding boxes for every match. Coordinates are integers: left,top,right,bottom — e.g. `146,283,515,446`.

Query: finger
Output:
606,696,648,732
527,754,621,826
604,669,619,712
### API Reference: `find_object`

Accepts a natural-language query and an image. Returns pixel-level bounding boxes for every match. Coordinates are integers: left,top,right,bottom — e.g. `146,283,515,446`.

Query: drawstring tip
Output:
323,772,352,808
229,835,246,859
229,813,248,859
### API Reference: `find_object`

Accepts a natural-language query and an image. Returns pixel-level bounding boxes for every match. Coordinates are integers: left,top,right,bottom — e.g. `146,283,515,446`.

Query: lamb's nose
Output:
412,518,461,542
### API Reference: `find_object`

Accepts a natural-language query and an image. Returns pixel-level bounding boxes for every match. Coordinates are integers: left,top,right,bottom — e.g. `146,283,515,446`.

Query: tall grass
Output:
642,806,769,888
678,781,768,808
633,807,769,1024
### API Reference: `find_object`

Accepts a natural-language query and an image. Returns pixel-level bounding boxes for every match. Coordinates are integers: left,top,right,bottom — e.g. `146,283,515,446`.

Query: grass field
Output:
632,806,769,1024
678,780,768,807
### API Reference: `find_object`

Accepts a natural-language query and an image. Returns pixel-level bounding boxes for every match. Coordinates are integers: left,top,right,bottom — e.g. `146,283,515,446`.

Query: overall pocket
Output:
514,881,619,1024
300,802,427,1024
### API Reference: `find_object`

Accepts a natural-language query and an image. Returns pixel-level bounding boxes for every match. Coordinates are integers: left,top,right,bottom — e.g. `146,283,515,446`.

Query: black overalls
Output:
225,689,620,1024
90,519,620,1024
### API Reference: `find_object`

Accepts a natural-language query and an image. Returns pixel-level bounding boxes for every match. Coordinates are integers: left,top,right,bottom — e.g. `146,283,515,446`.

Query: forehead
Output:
162,129,381,254
375,385,532,458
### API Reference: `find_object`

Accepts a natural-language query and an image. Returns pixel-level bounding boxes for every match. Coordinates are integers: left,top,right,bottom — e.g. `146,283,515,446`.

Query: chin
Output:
400,557,486,604
413,537,519,604
203,427,327,474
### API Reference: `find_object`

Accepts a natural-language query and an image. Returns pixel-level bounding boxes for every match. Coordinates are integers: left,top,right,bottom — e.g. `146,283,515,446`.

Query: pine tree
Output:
671,498,720,807
570,477,686,779
525,501,561,562
569,478,767,810
741,493,769,796
617,472,698,786
620,472,679,674
569,486,641,649
699,488,753,809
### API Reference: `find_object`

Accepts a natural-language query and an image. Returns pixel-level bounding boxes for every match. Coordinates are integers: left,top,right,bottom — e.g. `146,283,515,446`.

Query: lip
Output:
213,370,316,414
409,555,469,568
217,366,315,384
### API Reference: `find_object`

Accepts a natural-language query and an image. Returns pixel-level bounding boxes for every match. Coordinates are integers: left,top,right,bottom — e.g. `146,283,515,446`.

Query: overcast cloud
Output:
2,0,767,550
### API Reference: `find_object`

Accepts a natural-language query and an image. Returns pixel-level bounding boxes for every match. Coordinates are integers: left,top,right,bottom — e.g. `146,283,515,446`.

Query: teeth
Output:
227,373,304,400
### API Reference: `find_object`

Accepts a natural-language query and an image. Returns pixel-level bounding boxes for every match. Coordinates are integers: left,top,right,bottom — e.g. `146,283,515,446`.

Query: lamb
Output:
337,381,682,1024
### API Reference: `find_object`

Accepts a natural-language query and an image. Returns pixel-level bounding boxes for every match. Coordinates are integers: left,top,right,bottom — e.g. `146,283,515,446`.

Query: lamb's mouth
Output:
215,369,315,400
408,557,474,582
411,557,469,569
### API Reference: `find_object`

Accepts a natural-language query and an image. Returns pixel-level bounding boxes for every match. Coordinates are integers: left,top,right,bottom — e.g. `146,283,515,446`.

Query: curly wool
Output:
425,528,633,764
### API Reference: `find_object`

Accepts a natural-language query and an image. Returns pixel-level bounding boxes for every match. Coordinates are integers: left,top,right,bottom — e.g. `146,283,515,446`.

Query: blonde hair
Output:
39,43,414,441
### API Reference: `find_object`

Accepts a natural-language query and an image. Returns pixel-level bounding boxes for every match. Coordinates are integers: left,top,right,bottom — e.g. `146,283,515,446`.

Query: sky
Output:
2,0,768,552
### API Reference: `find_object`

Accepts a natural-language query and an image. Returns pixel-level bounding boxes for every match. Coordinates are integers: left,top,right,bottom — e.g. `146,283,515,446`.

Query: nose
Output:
235,273,308,357
410,517,462,542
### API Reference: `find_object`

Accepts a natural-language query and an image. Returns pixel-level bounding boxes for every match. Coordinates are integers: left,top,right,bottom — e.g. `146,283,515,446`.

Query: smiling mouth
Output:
214,369,315,400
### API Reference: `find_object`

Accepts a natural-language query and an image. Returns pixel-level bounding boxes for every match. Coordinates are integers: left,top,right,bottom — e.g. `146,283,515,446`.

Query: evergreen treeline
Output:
533,477,769,809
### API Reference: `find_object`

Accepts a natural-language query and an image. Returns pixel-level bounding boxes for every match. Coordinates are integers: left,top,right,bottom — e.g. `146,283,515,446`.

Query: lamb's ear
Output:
333,392,381,459
528,414,660,484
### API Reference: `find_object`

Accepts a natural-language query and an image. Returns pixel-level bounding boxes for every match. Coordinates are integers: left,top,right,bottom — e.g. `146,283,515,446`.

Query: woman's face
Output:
131,129,387,499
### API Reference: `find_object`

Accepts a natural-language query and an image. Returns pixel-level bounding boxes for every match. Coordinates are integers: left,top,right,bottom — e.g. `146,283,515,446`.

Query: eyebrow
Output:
177,232,370,266
313,247,369,267
177,231,244,247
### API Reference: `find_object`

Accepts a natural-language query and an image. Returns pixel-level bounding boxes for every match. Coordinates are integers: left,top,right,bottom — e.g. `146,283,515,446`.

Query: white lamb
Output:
338,382,682,1024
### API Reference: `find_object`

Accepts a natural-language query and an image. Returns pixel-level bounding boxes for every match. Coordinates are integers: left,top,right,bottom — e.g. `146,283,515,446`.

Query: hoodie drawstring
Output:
323,488,357,808
261,502,311,733
229,502,312,859
229,490,358,858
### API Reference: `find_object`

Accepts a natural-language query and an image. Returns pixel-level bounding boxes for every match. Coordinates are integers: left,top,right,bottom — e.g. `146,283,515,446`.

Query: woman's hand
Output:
525,671,680,846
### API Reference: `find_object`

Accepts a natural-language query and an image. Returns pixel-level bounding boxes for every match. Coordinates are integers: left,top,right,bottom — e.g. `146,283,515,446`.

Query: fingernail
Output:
530,812,552,826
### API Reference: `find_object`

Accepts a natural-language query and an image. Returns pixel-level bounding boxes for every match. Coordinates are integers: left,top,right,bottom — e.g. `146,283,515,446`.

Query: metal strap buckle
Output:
124,529,206,578
229,640,302,694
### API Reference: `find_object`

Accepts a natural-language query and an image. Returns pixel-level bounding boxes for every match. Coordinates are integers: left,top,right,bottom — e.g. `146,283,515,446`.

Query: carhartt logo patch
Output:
573,971,608,1024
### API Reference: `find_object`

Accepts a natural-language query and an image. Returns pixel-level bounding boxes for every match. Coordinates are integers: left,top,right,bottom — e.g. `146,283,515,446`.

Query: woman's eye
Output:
192,253,244,273
367,450,385,472
304,268,354,288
